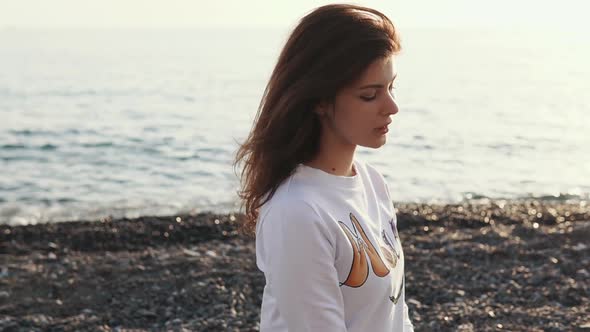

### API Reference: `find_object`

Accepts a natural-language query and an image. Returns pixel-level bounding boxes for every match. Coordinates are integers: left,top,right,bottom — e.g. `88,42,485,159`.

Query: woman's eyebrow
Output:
358,74,398,90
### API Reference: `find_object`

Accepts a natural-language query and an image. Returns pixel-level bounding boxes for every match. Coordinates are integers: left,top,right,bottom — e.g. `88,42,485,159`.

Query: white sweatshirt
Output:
256,158,414,332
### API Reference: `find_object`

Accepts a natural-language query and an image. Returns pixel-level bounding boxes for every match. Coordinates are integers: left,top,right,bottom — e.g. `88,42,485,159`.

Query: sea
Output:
1,26,589,225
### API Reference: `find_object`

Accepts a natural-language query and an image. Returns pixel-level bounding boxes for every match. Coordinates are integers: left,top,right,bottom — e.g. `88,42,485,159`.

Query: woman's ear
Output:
315,99,331,116
315,101,327,116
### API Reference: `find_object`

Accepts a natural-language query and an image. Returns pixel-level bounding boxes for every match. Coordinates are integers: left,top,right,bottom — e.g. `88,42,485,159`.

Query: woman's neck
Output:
304,146,357,177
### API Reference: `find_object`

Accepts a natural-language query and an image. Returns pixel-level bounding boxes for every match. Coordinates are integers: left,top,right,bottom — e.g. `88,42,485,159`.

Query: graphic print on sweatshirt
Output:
338,212,404,303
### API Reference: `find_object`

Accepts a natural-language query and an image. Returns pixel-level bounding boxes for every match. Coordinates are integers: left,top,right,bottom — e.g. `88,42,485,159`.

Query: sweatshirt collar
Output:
295,159,364,191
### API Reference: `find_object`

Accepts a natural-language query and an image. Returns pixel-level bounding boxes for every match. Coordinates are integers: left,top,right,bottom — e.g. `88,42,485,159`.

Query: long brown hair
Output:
234,4,401,234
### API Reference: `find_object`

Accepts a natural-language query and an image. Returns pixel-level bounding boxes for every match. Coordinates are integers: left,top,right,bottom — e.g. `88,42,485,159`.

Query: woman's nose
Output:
382,94,399,115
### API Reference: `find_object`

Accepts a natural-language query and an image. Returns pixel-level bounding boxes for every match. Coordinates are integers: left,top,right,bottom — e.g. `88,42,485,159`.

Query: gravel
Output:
1,199,589,331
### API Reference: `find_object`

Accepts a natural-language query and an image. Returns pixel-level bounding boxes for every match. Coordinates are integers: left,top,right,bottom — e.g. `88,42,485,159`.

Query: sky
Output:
1,0,589,30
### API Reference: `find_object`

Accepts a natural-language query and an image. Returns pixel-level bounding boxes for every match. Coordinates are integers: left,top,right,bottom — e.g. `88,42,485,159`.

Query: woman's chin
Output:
359,138,387,149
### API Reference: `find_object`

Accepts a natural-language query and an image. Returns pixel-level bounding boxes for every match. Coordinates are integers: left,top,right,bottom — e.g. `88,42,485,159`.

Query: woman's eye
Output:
360,94,377,101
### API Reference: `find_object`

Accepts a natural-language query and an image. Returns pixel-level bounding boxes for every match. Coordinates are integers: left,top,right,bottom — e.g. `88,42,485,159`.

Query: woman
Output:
234,4,414,331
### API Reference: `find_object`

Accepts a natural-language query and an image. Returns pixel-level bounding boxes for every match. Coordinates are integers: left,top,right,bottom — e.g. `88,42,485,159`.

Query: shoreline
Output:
3,194,588,227
1,200,589,331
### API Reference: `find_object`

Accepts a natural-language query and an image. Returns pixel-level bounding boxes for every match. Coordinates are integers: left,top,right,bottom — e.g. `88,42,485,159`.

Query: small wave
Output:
520,192,589,202
80,142,115,148
57,198,78,203
197,147,225,154
459,191,589,204
173,153,200,161
13,197,79,204
397,143,435,150
64,128,99,135
1,144,26,150
126,137,145,143
141,147,161,154
40,144,58,150
1,156,50,162
10,128,99,137
486,143,536,151
160,172,184,180
1,143,58,150
461,192,490,200
10,129,57,136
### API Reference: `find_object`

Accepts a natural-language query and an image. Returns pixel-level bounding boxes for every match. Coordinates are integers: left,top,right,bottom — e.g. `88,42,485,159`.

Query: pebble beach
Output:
1,200,589,331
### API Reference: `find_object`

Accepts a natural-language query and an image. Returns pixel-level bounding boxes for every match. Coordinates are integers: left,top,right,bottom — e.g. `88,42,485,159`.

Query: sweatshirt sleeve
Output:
258,199,347,332
380,172,415,331
403,300,415,332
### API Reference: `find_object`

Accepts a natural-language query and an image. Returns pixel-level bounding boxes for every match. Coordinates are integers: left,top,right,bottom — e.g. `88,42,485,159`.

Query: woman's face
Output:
318,56,398,149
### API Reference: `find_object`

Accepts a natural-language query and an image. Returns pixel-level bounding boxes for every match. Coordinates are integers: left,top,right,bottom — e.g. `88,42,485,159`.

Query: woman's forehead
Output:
355,56,396,86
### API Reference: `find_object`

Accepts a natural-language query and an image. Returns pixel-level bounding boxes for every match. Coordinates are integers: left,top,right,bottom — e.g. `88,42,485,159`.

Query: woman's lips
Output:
375,125,389,134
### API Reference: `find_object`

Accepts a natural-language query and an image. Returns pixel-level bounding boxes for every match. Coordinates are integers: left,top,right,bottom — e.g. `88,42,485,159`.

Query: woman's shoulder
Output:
356,158,378,175
256,191,330,245
258,177,322,227
356,158,387,185
357,158,393,202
